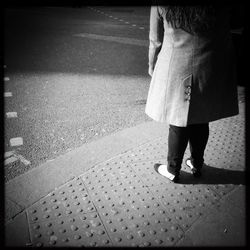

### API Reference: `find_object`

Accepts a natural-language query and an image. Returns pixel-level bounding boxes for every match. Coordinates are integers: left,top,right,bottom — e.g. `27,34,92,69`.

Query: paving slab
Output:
177,189,246,246
5,212,31,247
4,198,24,223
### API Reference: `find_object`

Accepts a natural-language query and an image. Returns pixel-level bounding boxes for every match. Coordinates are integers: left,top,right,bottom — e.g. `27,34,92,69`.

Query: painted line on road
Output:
4,151,31,166
16,154,31,166
74,33,148,47
10,137,23,147
4,92,12,97
6,112,18,118
88,7,147,33
4,151,19,166
4,156,19,166
4,151,15,159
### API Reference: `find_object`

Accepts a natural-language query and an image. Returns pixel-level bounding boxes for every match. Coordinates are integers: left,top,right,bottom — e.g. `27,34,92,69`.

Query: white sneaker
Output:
154,163,177,182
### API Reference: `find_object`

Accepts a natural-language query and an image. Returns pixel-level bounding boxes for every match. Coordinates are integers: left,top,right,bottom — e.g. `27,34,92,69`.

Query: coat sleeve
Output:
148,6,164,72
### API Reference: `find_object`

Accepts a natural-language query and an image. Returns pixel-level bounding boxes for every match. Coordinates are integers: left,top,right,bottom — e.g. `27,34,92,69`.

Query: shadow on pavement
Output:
179,164,245,185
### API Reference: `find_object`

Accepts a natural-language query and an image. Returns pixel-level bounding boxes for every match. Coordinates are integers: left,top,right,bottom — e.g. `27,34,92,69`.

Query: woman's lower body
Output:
155,123,209,182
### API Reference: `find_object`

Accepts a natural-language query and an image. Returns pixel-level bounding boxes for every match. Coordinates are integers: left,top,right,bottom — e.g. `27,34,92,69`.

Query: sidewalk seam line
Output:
25,210,32,245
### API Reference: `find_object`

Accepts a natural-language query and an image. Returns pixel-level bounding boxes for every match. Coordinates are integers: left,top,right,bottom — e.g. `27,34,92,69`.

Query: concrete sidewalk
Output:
5,103,246,247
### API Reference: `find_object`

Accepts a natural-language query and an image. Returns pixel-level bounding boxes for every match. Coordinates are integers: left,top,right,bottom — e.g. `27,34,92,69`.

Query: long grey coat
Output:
145,6,239,126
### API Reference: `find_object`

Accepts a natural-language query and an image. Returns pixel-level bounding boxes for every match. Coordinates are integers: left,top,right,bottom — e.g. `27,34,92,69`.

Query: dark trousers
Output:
167,123,209,176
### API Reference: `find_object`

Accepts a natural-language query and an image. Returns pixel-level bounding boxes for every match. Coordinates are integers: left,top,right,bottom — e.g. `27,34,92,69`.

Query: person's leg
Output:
187,123,209,173
167,124,189,177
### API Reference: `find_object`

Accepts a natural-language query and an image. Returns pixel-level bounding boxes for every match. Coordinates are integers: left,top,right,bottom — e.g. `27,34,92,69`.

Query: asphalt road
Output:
4,6,152,182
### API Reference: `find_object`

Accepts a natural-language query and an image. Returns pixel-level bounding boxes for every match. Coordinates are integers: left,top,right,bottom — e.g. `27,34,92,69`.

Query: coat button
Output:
185,86,191,94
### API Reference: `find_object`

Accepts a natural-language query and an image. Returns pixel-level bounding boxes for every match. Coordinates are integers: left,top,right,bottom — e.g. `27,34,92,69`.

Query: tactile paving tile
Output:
27,177,95,224
130,159,194,188
81,164,184,246
132,157,240,197
205,125,245,171
29,213,111,247
27,177,112,247
149,184,220,231
206,110,245,171
133,156,240,196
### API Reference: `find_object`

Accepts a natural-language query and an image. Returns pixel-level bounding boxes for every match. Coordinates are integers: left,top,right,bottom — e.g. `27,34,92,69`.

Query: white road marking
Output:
4,156,19,165
16,154,31,166
4,150,31,166
4,92,12,97
87,8,147,33
74,33,148,47
10,137,23,147
4,151,15,158
6,112,18,118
